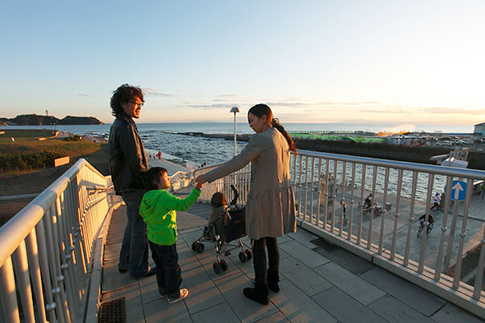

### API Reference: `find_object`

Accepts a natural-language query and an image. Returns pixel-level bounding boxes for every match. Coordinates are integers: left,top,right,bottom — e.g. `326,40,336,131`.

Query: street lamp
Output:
230,107,240,156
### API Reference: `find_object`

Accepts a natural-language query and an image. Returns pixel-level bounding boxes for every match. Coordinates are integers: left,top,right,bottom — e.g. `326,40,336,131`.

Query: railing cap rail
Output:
297,149,485,179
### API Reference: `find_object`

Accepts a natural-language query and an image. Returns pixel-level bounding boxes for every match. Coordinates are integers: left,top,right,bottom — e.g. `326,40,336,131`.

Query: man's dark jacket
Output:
108,114,148,195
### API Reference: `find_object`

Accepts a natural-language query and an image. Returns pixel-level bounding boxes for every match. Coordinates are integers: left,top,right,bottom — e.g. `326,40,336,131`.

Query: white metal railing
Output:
192,164,251,207
192,150,485,318
0,159,121,323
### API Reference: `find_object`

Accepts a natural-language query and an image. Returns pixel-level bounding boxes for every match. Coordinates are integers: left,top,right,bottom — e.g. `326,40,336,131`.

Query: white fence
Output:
0,159,121,323
193,150,485,318
2,150,484,320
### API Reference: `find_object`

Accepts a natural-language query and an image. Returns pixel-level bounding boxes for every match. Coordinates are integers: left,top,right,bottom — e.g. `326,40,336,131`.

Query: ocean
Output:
1,122,474,167
2,122,468,199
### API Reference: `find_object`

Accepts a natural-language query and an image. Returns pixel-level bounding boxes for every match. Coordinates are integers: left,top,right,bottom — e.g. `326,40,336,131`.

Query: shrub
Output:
0,151,64,171
64,135,82,142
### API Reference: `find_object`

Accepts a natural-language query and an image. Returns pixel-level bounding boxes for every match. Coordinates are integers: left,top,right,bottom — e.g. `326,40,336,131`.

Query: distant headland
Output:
0,114,104,126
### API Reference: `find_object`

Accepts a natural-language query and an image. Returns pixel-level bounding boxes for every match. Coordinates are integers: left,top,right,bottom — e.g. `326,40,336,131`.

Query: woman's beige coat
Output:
204,128,296,240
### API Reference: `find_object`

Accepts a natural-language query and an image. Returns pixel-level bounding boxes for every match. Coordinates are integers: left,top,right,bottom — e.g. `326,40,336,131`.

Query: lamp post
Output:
230,107,240,156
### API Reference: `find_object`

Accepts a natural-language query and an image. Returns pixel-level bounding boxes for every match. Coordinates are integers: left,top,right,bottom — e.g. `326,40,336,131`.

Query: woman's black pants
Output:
252,237,279,285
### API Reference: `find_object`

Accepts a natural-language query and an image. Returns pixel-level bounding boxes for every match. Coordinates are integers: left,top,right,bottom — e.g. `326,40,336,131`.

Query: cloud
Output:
143,88,172,97
188,103,239,109
418,107,485,115
78,93,94,97
218,94,243,98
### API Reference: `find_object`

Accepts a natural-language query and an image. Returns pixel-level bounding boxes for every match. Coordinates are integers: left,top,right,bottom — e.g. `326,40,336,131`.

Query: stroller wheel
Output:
245,249,253,261
220,260,228,271
213,262,221,274
196,242,205,253
238,252,247,263
191,241,197,251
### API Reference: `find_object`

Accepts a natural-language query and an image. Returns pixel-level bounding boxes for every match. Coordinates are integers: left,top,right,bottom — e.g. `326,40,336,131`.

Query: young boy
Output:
139,167,203,304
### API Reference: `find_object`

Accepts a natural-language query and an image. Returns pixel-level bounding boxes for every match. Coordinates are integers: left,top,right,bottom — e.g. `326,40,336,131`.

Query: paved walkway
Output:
99,191,482,322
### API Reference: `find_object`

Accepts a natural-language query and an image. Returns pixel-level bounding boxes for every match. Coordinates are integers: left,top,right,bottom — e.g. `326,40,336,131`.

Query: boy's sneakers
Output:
167,289,189,304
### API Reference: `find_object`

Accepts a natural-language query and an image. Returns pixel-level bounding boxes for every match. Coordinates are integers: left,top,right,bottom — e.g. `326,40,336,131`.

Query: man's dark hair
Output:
110,84,144,117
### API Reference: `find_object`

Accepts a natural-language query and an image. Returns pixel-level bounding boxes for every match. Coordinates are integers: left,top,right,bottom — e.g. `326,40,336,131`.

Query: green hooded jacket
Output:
140,188,201,246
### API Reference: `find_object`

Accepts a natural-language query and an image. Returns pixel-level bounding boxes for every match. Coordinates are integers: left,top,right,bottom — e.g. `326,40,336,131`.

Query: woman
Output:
196,104,297,305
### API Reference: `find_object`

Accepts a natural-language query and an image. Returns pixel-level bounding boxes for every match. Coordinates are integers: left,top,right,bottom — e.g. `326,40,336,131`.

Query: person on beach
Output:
340,200,347,225
108,84,155,278
140,167,203,304
196,104,297,305
430,192,441,211
418,213,435,226
364,193,373,209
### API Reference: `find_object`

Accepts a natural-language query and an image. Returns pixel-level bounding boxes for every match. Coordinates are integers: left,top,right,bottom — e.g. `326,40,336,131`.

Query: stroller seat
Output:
191,186,252,274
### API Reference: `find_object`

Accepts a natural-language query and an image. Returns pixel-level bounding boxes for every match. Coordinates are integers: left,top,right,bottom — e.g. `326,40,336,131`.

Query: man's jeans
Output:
253,237,279,285
149,241,183,298
118,188,149,277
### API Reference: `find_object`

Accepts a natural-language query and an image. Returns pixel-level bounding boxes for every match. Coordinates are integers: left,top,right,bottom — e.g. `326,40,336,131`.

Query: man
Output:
430,192,441,211
364,193,373,209
108,84,155,278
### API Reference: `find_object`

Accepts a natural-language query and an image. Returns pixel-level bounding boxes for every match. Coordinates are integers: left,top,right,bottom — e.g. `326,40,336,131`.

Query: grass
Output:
0,129,102,172
0,129,110,226
290,133,387,143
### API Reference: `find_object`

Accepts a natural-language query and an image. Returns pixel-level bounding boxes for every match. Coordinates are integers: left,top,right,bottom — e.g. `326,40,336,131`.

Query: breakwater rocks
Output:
176,132,485,170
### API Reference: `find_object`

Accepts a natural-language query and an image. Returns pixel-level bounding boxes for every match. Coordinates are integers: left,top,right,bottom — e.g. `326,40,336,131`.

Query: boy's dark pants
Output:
149,241,182,298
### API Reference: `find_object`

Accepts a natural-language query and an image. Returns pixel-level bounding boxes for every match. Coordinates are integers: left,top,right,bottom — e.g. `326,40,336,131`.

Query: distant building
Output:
388,135,418,146
474,122,485,136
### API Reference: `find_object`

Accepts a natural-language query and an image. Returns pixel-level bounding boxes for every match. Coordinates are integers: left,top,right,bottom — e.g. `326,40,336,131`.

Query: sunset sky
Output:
0,1,484,126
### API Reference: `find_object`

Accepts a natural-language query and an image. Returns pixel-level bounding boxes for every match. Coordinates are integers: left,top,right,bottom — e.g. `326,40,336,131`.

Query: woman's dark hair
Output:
210,192,227,208
110,84,144,117
248,104,297,152
143,167,168,191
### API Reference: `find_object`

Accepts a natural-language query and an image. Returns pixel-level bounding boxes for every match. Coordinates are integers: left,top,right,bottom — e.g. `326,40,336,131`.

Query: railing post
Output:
403,171,418,266
12,241,36,322
474,228,485,299
36,219,58,323
443,195,462,273
25,228,47,323
357,164,367,244
347,163,356,241
367,166,378,250
315,157,323,227
435,176,453,279
390,169,403,261
378,167,391,254
418,174,435,272
452,178,474,289
0,257,20,323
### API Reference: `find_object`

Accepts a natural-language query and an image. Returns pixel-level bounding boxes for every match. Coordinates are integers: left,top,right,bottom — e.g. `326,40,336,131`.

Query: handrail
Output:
0,158,122,323
191,150,485,318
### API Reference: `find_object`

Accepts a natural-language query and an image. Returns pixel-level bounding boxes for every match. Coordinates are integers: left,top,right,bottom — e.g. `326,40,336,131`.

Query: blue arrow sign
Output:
445,180,467,201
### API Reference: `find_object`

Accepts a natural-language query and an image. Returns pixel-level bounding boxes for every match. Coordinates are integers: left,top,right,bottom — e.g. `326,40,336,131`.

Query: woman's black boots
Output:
267,270,280,292
243,282,269,305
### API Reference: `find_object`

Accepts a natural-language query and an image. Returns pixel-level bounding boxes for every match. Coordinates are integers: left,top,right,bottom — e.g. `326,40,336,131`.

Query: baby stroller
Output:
191,185,253,274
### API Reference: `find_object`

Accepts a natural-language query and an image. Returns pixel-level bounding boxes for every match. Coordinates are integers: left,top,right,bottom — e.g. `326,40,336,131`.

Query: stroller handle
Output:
229,184,239,206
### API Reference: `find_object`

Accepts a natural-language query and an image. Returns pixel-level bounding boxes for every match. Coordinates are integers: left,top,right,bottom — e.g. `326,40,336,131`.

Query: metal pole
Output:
234,111,237,156
230,107,239,156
